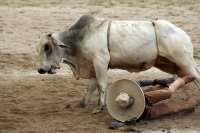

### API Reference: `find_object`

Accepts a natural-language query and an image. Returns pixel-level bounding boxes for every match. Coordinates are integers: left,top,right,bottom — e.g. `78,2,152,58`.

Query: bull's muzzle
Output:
38,68,46,74
38,65,57,74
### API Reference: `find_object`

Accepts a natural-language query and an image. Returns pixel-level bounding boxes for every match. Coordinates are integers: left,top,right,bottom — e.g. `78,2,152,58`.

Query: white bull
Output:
36,14,200,114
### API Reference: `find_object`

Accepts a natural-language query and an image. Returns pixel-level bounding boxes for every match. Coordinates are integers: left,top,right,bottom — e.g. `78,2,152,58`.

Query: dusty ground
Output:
0,0,200,132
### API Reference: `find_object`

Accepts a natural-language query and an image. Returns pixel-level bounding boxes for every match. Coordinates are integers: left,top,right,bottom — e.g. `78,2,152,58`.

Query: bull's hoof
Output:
92,108,103,114
73,102,86,108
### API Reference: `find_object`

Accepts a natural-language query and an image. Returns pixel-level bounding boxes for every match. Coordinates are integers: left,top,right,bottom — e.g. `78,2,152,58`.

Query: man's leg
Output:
150,97,200,119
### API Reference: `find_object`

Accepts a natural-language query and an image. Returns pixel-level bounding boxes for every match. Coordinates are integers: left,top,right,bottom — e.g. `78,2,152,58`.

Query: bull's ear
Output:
47,34,52,37
51,36,70,49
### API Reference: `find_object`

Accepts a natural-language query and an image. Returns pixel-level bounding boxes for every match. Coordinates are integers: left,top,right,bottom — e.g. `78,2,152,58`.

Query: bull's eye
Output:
44,44,50,51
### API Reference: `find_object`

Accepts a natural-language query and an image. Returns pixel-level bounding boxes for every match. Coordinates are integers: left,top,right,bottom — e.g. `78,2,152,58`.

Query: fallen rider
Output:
106,75,200,130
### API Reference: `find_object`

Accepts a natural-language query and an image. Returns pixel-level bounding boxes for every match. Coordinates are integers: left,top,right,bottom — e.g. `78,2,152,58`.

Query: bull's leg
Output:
92,52,110,114
155,54,200,89
194,67,200,89
74,78,97,108
154,20,200,89
175,61,200,89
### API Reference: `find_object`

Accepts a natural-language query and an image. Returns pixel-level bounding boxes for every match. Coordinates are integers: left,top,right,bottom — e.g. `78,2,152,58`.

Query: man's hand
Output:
124,117,137,127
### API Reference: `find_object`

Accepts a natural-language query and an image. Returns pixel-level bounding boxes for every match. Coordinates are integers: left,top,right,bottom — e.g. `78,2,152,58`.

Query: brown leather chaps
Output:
149,98,200,119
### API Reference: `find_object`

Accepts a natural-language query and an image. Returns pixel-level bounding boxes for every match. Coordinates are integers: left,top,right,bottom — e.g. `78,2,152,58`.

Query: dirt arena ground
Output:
1,0,200,132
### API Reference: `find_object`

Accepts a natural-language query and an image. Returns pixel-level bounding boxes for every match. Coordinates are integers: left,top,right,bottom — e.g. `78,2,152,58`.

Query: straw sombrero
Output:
106,79,145,122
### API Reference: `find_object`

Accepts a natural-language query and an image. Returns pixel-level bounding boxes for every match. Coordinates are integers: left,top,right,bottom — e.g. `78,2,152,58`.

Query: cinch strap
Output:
107,20,112,52
151,20,159,64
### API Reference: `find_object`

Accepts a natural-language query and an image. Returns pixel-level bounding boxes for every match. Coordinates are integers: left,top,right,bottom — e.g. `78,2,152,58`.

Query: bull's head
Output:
36,33,70,74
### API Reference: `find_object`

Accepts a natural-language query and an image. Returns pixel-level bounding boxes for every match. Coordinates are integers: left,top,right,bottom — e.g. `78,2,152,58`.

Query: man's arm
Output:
136,77,175,87
135,79,155,87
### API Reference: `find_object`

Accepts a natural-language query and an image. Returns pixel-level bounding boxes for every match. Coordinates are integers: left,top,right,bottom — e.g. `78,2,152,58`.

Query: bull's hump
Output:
69,14,95,30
